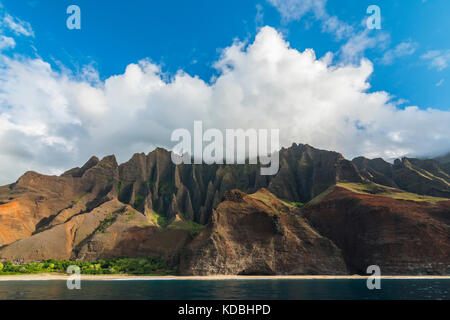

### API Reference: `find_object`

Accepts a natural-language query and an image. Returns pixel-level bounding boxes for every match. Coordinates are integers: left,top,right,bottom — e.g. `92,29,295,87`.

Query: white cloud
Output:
436,79,445,87
0,26,449,184
267,0,327,22
421,50,450,71
340,29,389,63
255,4,264,29
381,41,418,65
0,34,14,50
0,6,33,52
268,0,350,39
268,0,389,63
321,15,353,40
1,13,34,37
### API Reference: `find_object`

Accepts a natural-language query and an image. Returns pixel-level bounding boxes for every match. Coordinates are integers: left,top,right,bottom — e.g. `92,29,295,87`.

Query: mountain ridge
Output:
0,143,449,275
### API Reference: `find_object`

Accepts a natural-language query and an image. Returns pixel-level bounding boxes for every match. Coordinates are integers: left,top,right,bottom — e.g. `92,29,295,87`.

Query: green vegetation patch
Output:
158,181,176,205
0,257,173,275
168,219,205,237
288,201,304,208
96,213,118,233
133,193,144,208
125,210,136,222
338,182,386,195
159,181,174,195
250,190,302,214
149,211,169,228
337,182,449,204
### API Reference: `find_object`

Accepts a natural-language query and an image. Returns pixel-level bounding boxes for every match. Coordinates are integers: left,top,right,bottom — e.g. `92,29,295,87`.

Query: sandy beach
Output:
1,274,449,281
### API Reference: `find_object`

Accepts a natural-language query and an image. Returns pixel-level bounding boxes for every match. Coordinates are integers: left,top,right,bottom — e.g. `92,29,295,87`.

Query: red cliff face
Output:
304,186,450,275
0,171,87,247
179,189,348,275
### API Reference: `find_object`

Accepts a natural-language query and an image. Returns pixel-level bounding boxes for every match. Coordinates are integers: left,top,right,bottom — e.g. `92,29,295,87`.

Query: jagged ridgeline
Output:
2,143,450,230
59,144,367,225
0,143,449,274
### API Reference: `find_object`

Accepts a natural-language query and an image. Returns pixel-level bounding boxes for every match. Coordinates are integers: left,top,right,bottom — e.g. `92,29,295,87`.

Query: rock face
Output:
0,199,129,263
0,197,190,265
0,153,190,264
179,189,347,275
0,171,88,247
269,144,363,203
353,156,450,198
0,143,449,275
304,185,450,275
61,143,364,227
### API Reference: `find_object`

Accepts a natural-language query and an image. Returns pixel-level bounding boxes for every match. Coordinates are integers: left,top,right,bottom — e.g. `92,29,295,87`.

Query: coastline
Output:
1,274,450,281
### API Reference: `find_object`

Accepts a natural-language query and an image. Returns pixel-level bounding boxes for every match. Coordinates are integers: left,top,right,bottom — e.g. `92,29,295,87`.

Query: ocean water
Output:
0,279,449,300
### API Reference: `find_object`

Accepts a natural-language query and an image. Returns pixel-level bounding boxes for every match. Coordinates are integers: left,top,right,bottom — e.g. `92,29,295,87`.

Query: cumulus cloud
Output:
381,41,418,65
0,26,450,184
421,50,450,71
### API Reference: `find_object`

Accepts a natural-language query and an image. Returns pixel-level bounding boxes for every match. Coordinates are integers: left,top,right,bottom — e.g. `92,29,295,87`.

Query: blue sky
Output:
0,0,450,184
3,0,449,109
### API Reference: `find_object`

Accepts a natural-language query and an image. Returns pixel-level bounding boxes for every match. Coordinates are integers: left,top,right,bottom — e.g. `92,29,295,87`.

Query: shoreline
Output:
1,274,450,281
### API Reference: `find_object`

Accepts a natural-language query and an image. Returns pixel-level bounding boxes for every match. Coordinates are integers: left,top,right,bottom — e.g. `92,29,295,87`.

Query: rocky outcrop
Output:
352,157,398,188
436,153,450,177
0,171,88,247
0,154,126,247
179,189,348,275
0,197,190,265
112,143,363,225
268,144,363,203
0,199,128,263
393,158,450,198
74,211,191,266
304,186,450,275
353,156,450,198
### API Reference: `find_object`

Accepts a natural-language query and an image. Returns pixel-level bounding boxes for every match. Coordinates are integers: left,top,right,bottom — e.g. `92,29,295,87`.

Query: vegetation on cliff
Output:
337,182,449,203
